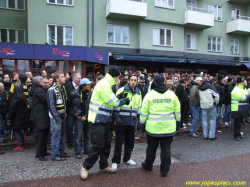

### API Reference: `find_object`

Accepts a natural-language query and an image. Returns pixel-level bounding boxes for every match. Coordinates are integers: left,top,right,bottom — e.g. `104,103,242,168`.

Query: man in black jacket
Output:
0,82,9,144
30,76,50,161
175,79,189,129
67,78,92,159
215,75,225,128
65,72,81,148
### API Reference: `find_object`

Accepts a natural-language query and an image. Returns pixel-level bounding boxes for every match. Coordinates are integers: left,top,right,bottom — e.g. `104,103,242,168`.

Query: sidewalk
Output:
2,152,250,187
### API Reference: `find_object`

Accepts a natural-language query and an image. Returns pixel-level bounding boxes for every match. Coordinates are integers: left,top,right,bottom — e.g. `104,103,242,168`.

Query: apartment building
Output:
1,0,250,76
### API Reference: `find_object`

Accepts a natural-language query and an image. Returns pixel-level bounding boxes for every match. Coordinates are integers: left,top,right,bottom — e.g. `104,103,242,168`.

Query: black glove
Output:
117,91,128,99
114,118,122,125
139,123,145,133
176,121,181,131
124,98,130,105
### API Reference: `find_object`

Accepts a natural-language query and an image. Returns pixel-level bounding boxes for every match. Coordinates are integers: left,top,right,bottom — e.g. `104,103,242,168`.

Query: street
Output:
1,125,250,187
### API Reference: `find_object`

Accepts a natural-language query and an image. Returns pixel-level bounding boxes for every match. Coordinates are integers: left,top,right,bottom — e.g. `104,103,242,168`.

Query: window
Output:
48,25,73,45
107,25,129,44
208,36,222,52
0,28,25,43
153,28,172,46
155,0,174,9
231,39,239,54
48,0,73,6
0,0,24,10
231,9,240,19
186,0,197,10
208,4,223,21
186,33,197,50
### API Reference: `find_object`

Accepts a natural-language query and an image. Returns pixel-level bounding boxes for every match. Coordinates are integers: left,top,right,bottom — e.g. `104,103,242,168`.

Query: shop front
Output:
0,42,109,78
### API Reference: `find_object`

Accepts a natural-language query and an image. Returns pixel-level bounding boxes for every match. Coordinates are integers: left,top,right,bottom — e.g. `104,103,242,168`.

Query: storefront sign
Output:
0,43,33,59
0,43,109,65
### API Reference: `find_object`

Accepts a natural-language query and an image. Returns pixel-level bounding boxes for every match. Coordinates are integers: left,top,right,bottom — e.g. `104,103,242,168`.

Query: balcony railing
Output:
228,15,250,22
186,6,213,14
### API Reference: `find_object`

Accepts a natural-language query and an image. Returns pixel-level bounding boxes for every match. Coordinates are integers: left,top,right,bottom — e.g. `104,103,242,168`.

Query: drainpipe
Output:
92,0,95,48
87,0,90,47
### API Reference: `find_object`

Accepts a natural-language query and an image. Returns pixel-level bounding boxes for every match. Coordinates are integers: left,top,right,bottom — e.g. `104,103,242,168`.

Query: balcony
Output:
106,0,147,19
227,0,250,4
184,7,214,29
226,16,250,34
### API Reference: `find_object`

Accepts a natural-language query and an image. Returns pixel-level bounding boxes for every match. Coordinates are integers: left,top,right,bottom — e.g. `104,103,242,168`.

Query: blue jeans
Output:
13,130,24,146
202,106,217,139
50,118,66,159
0,114,5,141
190,105,200,134
223,105,231,123
66,115,76,145
216,106,221,126
75,119,91,154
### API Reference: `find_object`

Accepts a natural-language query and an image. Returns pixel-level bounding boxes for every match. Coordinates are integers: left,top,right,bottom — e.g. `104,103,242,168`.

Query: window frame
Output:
231,39,239,54
0,28,25,43
155,0,175,9
208,4,223,21
0,0,25,10
47,0,74,6
186,33,197,50
47,24,74,45
207,36,222,53
107,24,130,45
153,27,173,47
231,8,240,19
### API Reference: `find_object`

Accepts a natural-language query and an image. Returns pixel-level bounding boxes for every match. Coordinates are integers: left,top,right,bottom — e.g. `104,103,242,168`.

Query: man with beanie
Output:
231,76,250,141
215,75,225,128
80,67,130,180
139,75,180,177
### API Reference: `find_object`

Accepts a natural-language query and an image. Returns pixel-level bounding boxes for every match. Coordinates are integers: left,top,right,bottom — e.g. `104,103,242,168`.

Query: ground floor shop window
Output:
18,60,29,76
3,60,15,76
72,62,82,75
59,61,69,74
45,61,56,77
32,61,43,76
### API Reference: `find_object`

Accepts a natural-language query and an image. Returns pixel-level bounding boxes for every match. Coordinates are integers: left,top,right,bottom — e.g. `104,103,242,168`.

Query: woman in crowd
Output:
12,72,21,87
7,86,31,150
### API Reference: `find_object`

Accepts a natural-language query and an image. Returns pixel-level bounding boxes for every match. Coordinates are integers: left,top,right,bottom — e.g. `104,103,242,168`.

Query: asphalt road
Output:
1,125,250,186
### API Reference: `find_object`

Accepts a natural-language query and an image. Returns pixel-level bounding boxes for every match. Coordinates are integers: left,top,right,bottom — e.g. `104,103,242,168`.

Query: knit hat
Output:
237,76,244,83
153,75,165,84
227,78,233,83
21,76,29,84
179,79,186,84
108,67,120,77
218,75,223,81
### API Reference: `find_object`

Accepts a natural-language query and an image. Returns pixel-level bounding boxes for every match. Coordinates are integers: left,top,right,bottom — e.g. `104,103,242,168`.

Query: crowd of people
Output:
0,66,249,180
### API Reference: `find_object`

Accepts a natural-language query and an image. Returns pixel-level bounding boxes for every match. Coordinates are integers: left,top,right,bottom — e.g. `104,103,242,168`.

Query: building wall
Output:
0,0,28,41
27,0,88,45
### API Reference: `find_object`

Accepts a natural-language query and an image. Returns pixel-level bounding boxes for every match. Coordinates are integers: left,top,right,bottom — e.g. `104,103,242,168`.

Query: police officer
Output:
111,74,142,169
231,76,250,141
80,67,130,180
139,75,180,177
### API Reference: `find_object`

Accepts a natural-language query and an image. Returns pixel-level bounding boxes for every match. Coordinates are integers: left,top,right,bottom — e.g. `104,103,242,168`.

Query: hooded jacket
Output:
199,81,219,109
190,82,200,106
139,84,181,137
215,81,225,106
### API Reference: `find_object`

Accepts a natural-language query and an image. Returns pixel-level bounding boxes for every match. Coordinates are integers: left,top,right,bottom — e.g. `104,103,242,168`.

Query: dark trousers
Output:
184,103,190,123
36,128,49,157
144,135,173,175
66,115,76,145
234,117,243,138
83,123,112,170
181,103,187,126
112,125,135,164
